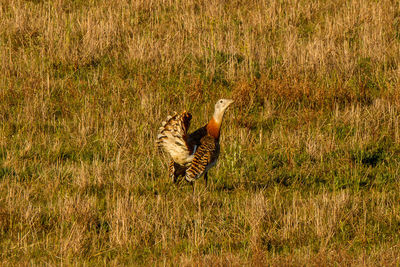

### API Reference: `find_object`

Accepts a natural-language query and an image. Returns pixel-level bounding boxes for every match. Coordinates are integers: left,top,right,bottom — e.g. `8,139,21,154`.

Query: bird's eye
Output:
219,100,223,103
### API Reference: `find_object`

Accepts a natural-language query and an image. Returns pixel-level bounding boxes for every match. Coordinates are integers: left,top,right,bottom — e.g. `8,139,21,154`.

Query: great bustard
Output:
157,99,234,185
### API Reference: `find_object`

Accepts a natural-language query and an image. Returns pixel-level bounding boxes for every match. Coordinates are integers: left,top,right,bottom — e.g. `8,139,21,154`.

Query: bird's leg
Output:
169,161,178,183
204,172,208,187
168,160,176,183
191,181,195,194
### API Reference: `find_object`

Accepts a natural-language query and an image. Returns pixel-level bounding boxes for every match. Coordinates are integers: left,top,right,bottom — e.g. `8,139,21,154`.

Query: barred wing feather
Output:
185,135,219,182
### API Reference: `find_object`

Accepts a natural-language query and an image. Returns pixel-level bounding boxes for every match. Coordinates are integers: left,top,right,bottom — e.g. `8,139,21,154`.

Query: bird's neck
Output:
207,117,221,139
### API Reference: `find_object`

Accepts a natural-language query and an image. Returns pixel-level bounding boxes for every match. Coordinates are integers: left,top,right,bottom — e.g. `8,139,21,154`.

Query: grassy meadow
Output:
1,0,400,265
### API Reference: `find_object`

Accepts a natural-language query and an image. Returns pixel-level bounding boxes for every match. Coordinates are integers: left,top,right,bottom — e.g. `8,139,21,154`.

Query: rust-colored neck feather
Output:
207,117,221,139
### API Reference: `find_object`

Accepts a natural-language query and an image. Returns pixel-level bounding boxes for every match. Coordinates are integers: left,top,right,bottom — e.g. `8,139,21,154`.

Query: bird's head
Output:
213,99,234,124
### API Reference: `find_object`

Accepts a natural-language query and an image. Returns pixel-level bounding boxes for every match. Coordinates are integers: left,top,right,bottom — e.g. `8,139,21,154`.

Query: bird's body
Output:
157,99,233,185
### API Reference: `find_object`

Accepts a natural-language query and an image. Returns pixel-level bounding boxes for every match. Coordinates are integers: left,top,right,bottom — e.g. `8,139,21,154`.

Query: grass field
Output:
1,0,400,265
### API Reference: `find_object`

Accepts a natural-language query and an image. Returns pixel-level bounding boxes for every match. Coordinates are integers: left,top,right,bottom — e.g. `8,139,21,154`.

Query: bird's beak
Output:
227,99,234,106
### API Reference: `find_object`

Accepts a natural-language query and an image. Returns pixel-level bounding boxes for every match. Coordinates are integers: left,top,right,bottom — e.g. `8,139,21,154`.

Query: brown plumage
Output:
157,99,234,185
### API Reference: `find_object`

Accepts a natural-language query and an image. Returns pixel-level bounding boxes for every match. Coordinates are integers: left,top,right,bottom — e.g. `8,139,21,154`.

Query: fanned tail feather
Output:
156,111,193,166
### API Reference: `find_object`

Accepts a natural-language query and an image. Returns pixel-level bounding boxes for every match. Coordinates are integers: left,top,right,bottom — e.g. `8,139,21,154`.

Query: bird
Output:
157,99,234,186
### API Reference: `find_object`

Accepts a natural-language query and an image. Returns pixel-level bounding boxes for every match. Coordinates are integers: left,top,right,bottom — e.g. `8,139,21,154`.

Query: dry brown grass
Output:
1,0,400,265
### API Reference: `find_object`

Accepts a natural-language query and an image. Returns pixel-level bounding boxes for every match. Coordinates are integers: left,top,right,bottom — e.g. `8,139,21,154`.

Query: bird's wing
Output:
185,135,216,182
187,125,208,150
157,111,193,166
